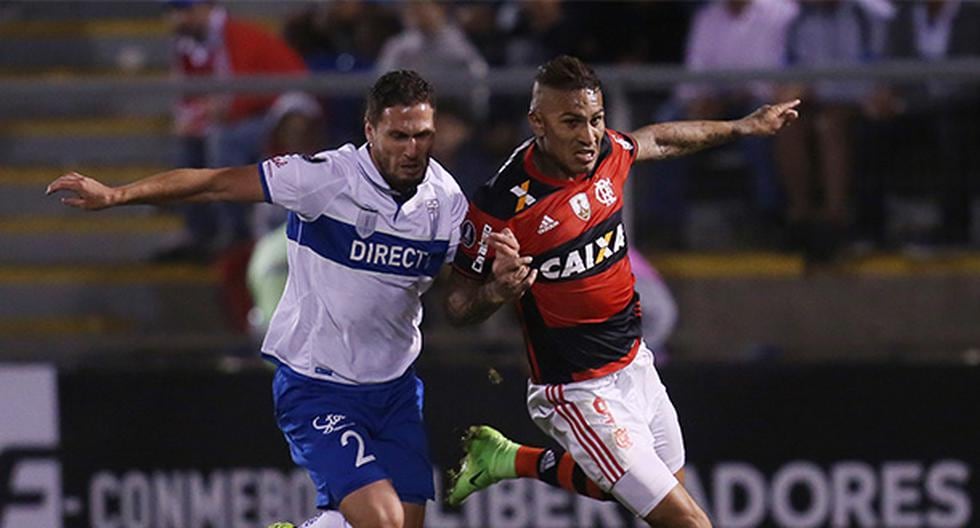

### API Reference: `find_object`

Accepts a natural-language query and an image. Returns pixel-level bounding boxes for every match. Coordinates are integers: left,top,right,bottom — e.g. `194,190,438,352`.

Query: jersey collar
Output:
355,143,428,203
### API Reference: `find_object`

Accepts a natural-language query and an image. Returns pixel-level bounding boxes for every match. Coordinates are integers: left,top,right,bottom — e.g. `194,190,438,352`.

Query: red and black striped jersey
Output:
453,130,642,384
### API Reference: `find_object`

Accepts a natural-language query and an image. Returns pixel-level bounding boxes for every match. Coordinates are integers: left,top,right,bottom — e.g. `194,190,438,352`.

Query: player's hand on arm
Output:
486,228,537,302
46,165,265,209
45,172,119,210
632,99,801,162
445,228,537,326
732,99,801,137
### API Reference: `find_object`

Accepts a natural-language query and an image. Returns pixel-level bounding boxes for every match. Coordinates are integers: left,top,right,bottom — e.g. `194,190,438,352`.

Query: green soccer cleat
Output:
266,523,295,528
446,425,520,506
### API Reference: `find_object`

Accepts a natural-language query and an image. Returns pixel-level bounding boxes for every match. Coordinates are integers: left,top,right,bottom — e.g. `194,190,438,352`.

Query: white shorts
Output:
526,343,685,517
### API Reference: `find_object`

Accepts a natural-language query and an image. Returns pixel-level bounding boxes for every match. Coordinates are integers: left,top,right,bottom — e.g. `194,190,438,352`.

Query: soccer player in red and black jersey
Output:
444,56,799,527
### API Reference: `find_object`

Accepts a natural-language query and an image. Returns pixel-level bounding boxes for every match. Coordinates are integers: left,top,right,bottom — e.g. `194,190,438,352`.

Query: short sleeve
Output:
451,203,507,281
258,150,349,219
608,129,639,163
444,190,471,264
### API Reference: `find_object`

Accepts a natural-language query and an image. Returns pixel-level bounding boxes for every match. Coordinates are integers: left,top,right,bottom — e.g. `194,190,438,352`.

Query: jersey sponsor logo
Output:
537,215,560,235
538,222,627,281
471,223,494,274
271,156,289,168
288,212,447,278
511,180,536,212
460,220,477,248
568,192,591,221
611,133,633,151
349,240,434,271
355,208,378,238
594,178,617,207
312,414,355,435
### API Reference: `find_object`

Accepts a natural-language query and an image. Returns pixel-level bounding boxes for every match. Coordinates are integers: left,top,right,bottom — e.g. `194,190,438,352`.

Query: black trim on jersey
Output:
532,210,628,283
592,133,613,173
471,133,614,221
472,144,560,220
520,291,642,385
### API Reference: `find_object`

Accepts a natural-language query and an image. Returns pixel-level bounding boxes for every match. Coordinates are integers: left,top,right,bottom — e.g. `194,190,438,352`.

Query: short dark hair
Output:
365,70,435,124
534,55,601,92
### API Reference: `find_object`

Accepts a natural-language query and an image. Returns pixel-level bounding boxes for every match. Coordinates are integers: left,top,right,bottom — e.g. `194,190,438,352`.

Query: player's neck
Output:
531,141,577,181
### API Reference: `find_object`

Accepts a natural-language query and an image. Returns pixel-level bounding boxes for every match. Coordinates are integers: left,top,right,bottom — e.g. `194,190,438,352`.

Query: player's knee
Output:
339,482,405,528
644,510,711,528
644,493,712,528
345,502,404,528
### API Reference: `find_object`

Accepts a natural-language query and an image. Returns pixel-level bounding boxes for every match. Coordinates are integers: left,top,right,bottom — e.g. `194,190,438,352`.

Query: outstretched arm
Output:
445,228,537,326
45,165,265,210
632,99,801,162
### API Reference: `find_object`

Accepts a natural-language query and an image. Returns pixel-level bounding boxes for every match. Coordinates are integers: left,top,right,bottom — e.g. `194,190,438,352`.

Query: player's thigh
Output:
635,345,686,473
338,479,404,528
273,371,391,509
373,373,436,506
642,483,711,528
527,378,678,516
402,502,425,528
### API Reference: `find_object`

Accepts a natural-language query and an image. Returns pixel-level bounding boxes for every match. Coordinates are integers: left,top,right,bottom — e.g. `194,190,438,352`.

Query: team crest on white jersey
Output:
568,192,591,221
355,208,378,238
594,178,617,206
511,180,536,212
537,214,560,234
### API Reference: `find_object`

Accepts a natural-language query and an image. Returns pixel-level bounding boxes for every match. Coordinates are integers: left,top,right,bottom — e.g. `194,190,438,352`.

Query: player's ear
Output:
528,110,545,139
364,119,375,146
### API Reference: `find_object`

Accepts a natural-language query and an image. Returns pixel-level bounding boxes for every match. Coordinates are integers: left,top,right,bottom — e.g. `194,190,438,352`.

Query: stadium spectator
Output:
49,71,467,528
283,0,398,73
161,0,307,262
240,92,326,339
443,55,798,527
499,0,586,67
858,0,980,247
376,0,489,119
646,0,799,248
430,101,494,198
775,0,891,261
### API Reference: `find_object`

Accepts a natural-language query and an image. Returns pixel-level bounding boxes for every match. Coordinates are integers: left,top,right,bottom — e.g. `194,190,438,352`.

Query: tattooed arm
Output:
632,99,801,162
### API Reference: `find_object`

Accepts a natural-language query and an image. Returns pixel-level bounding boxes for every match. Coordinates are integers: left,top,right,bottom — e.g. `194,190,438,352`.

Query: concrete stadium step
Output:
0,214,183,263
0,263,220,321
0,12,285,71
0,260,246,359
0,22,170,71
0,126,177,165
0,81,171,119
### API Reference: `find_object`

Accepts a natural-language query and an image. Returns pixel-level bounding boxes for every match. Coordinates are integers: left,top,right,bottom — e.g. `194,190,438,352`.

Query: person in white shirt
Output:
47,70,469,528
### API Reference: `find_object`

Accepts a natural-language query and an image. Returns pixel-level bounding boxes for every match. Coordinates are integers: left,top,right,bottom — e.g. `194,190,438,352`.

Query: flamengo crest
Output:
594,178,617,206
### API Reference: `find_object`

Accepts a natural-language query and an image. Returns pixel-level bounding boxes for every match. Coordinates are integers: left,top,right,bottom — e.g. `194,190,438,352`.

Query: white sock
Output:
299,510,350,528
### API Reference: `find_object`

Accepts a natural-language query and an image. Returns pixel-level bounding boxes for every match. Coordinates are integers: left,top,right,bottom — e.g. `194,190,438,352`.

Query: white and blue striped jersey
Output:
258,143,468,384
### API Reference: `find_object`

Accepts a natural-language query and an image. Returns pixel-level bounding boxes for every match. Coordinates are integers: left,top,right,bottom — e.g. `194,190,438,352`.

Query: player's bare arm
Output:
632,99,801,162
445,228,537,326
45,165,265,210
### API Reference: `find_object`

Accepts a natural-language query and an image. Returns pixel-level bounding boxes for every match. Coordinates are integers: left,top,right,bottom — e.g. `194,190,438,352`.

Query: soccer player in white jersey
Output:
47,71,472,528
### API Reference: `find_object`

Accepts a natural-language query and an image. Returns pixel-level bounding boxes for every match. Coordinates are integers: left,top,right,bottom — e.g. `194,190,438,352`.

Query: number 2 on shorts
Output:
341,430,376,467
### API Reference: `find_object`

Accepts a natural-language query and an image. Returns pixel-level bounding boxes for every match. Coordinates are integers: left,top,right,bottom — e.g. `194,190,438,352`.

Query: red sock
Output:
515,446,612,501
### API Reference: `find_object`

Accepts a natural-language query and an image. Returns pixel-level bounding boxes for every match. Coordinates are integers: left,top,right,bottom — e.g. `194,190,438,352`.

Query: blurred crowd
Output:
161,0,980,274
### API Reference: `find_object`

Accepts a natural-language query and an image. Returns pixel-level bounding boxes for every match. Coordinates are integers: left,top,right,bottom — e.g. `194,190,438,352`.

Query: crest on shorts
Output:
355,208,378,238
568,192,591,221
614,427,633,449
